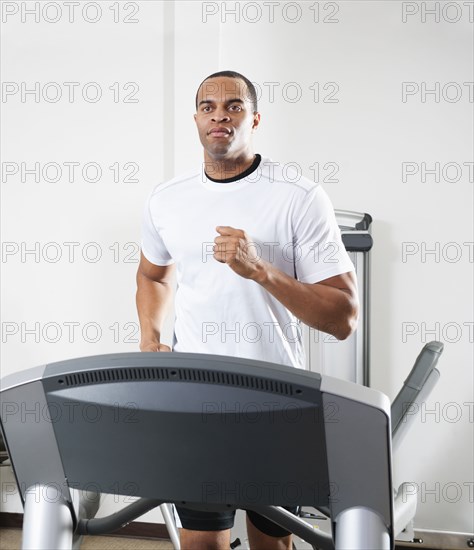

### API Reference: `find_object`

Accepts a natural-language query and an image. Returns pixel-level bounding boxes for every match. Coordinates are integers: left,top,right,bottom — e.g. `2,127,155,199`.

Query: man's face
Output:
194,77,260,160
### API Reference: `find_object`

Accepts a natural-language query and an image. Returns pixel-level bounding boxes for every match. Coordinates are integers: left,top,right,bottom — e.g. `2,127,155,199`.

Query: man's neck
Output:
204,152,256,181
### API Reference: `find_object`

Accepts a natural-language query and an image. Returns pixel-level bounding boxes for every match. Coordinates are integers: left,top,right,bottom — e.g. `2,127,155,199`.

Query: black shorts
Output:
175,505,299,538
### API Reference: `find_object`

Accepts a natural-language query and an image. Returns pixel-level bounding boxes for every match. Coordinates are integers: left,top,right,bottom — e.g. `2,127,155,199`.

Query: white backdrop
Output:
1,0,473,537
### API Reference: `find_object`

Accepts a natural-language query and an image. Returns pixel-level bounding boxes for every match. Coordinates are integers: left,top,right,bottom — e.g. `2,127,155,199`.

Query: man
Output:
136,70,359,550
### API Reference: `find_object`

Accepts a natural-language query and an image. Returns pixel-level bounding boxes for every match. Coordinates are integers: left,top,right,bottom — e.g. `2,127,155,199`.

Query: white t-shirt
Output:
141,156,355,369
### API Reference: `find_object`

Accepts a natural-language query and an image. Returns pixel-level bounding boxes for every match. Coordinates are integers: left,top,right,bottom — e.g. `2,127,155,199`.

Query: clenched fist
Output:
213,226,267,281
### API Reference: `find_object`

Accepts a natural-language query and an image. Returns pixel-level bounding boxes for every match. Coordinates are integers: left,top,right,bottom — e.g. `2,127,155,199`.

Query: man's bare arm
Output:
136,252,175,351
256,268,359,340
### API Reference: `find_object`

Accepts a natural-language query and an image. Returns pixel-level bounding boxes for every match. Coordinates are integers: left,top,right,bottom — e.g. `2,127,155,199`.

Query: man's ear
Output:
252,112,261,130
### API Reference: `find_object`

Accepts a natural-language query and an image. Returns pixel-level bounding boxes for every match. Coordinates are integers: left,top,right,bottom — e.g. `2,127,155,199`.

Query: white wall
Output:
0,0,169,524
1,0,473,536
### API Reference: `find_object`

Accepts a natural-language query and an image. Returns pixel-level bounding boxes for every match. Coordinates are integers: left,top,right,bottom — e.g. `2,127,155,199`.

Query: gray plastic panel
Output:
334,210,372,231
320,374,391,414
43,352,322,393
0,364,46,392
42,352,329,507
341,233,373,252
0,380,70,505
323,392,393,542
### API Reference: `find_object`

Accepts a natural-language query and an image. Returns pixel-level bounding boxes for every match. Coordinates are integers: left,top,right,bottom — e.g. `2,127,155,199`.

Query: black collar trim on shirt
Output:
205,154,262,183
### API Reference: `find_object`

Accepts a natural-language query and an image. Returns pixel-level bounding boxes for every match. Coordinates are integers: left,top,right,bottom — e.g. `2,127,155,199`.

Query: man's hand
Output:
213,226,266,281
140,342,171,352
212,225,358,339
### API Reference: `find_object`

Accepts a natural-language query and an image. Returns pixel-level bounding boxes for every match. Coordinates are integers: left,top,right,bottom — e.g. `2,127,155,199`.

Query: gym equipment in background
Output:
303,211,373,385
0,342,443,550
1,351,392,550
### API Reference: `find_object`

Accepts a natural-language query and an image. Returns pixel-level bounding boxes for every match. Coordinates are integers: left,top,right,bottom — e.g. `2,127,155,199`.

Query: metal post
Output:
22,484,74,550
335,507,390,550
161,503,181,549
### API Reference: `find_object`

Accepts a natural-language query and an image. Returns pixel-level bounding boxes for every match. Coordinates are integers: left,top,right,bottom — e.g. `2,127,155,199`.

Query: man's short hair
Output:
195,70,258,113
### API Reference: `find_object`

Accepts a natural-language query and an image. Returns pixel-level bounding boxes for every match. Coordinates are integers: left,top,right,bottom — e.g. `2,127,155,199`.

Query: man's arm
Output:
214,226,359,340
255,267,359,340
136,252,175,351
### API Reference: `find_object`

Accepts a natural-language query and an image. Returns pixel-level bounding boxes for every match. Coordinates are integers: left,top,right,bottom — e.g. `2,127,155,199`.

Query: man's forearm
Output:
254,261,359,340
213,226,358,339
136,272,174,348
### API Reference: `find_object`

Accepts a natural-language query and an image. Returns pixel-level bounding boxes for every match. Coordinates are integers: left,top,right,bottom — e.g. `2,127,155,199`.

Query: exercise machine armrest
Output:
391,341,443,451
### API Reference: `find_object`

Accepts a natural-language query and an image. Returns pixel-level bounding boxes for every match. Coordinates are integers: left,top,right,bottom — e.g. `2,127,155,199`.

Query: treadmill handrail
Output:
391,341,444,435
